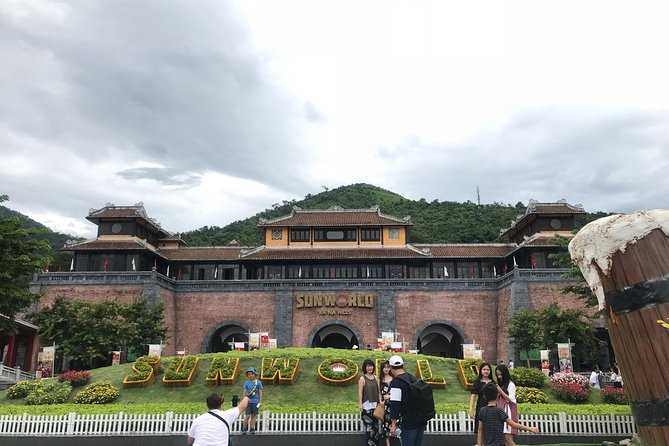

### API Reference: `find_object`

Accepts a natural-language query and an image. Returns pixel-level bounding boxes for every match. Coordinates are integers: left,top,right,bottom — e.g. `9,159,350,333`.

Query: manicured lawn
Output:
0,348,631,415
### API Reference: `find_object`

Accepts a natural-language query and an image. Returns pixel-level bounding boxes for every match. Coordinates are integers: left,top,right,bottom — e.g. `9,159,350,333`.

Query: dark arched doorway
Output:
417,323,464,358
311,324,359,349
209,324,249,352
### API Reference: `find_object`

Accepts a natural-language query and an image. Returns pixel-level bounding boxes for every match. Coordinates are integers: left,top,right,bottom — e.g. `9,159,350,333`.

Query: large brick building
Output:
28,200,597,370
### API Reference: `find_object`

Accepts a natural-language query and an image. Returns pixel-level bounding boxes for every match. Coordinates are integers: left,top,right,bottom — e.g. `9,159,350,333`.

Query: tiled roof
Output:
63,239,156,251
159,247,245,261
518,232,574,248
241,246,427,260
500,199,585,237
413,244,516,258
86,203,172,237
259,206,412,227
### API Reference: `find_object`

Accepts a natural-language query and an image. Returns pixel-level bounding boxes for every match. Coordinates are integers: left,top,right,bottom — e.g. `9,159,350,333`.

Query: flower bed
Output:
550,372,590,403
416,359,446,389
261,357,300,385
516,386,548,404
601,386,628,405
457,359,483,390
205,355,240,386
163,355,199,387
59,370,92,387
318,357,358,386
123,356,160,388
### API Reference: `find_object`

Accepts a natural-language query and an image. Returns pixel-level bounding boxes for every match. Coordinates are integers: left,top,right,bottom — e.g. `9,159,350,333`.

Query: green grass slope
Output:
0,349,631,416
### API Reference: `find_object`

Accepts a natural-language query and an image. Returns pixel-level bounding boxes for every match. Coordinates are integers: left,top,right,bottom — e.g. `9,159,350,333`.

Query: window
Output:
268,265,282,279
363,264,383,278
481,262,496,278
409,265,429,278
290,228,310,242
457,262,479,279
388,228,400,239
361,228,380,241
314,229,356,242
287,265,309,279
312,266,333,279
335,265,358,278
388,264,406,279
271,229,283,240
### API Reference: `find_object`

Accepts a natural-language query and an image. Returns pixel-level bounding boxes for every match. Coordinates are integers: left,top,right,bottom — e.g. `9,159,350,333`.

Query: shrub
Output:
59,370,92,387
551,382,590,403
6,380,43,399
74,381,120,404
510,367,545,388
516,386,548,404
550,372,589,388
601,387,628,405
25,381,72,405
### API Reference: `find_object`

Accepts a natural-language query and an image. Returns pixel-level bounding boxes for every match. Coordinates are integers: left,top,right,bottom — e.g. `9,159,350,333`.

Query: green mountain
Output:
180,183,529,246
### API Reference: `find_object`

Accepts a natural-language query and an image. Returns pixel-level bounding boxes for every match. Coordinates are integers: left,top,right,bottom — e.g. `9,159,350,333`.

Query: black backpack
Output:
399,373,436,424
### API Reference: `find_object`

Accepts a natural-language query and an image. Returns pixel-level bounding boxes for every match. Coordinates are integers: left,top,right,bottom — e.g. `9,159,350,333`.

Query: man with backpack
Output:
388,355,435,446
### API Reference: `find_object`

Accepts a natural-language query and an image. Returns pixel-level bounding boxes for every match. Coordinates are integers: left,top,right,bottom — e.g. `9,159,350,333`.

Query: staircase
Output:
0,364,36,390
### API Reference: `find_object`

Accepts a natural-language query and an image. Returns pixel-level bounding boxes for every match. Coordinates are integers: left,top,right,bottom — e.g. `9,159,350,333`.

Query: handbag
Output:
373,401,385,420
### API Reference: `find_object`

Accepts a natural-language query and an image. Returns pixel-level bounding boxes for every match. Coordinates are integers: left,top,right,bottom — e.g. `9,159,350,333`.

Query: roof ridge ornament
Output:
328,205,344,211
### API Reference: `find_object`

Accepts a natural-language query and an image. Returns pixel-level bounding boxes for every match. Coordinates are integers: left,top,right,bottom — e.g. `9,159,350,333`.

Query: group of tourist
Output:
186,359,541,446
469,362,539,446
589,363,624,389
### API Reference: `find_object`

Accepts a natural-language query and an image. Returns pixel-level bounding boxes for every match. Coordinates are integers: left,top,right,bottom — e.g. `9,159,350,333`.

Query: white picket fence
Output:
0,411,637,437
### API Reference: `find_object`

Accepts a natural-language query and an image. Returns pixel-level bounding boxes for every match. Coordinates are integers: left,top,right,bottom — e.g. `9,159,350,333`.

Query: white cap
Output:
389,355,404,367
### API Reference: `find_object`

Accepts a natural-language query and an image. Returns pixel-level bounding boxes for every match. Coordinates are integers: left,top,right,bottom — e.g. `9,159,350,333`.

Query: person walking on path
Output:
241,367,263,434
187,392,249,446
589,365,602,389
358,358,381,446
389,355,427,446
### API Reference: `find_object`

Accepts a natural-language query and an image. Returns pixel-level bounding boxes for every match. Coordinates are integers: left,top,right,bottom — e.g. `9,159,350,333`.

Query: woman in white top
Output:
589,365,602,389
495,364,518,446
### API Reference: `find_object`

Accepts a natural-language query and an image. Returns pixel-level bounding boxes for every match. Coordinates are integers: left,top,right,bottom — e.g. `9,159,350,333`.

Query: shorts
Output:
245,404,259,415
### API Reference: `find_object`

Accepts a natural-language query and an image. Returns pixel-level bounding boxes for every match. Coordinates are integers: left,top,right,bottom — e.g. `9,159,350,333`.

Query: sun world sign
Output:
295,292,375,316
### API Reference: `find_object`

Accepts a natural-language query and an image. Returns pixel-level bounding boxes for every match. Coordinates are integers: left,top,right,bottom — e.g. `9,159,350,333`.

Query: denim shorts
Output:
245,404,259,415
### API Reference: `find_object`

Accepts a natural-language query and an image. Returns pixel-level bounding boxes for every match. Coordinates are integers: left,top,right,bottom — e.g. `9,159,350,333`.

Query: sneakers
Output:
241,428,248,435
249,428,256,435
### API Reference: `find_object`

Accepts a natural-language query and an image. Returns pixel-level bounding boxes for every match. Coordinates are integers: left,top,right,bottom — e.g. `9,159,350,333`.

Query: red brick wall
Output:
174,291,276,354
394,291,499,361
37,285,145,308
291,292,378,347
496,285,512,363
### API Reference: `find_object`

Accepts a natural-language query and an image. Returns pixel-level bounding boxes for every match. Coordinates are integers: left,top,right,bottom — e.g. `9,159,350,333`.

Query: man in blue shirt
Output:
388,355,426,446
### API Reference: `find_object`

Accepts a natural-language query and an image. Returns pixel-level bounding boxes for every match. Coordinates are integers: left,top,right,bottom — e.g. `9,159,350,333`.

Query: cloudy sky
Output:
1,0,668,239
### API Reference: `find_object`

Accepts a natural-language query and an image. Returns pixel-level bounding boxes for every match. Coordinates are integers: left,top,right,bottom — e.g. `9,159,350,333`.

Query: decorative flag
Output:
493,266,497,277
531,255,537,269
166,265,170,277
503,263,508,274
257,267,262,279
214,267,218,279
70,258,74,272
131,258,136,271
103,259,108,271
443,265,449,278
513,256,518,268
469,266,475,278
153,259,157,269
298,266,302,279
366,266,370,278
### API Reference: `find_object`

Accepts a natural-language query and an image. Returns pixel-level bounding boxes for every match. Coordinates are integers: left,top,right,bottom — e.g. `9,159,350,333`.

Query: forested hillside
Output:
180,183,537,246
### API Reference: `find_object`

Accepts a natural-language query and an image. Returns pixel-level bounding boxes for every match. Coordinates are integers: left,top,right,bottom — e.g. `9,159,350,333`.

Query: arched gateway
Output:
415,321,466,358
308,321,362,349
202,321,250,353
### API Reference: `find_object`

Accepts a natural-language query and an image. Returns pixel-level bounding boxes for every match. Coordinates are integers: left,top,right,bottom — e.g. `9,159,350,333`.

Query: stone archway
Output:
414,320,467,358
202,320,251,353
307,320,363,350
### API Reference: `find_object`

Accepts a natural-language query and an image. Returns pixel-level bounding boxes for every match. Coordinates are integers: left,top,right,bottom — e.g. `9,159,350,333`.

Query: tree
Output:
507,309,543,367
508,303,603,369
0,194,51,332
29,296,168,369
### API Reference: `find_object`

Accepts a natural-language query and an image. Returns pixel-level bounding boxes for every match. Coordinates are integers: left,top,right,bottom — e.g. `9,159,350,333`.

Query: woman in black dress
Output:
378,360,393,446
469,362,495,446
